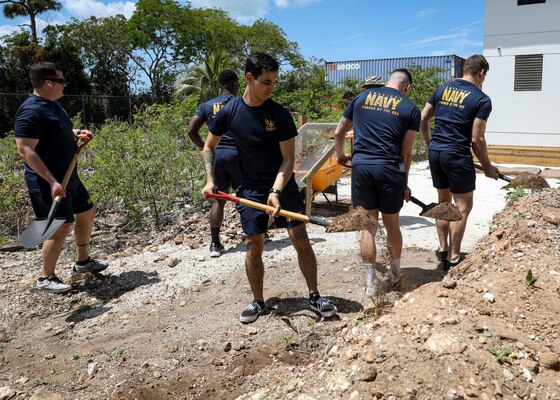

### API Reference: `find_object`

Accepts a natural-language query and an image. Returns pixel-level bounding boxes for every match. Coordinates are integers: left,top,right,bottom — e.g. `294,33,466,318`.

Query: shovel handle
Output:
409,195,427,210
473,163,512,182
204,191,329,226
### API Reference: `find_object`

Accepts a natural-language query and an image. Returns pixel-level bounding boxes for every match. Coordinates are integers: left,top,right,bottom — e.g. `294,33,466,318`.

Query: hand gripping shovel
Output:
473,163,512,182
20,134,92,248
204,191,330,227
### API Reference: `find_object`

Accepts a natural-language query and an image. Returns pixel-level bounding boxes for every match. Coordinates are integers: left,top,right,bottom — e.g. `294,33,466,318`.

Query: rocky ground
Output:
1,181,559,400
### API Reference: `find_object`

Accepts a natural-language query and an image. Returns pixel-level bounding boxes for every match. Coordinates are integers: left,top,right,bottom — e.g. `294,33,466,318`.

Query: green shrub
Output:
0,134,32,238
84,99,204,229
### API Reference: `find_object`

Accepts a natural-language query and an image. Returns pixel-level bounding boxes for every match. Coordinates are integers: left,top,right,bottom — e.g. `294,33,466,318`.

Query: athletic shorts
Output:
351,163,406,214
428,149,475,194
214,147,241,192
29,181,94,224
236,179,304,235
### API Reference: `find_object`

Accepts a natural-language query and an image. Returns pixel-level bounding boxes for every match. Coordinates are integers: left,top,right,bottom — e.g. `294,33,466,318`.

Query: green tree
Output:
127,0,196,102
173,51,237,102
0,0,61,44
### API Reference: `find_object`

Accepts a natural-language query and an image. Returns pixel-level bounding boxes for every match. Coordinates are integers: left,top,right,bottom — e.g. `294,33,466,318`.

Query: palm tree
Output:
1,0,61,44
173,51,237,102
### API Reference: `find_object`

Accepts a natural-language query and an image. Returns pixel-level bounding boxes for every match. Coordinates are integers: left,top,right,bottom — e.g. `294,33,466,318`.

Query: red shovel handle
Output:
204,191,329,227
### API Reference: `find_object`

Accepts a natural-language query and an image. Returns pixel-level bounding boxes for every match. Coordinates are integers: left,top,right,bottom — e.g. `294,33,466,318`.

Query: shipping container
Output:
325,55,465,87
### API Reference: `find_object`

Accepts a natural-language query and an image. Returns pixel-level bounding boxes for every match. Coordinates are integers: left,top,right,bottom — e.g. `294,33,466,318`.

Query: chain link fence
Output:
0,93,150,137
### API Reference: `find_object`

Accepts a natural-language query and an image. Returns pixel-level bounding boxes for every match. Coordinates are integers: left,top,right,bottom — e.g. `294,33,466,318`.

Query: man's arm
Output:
471,118,498,179
400,130,417,201
419,103,435,145
15,137,64,199
267,137,296,216
201,132,222,194
334,116,353,165
187,115,206,150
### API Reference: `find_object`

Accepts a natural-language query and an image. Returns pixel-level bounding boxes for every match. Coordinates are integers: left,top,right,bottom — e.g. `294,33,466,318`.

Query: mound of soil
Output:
511,172,551,190
326,206,378,233
422,201,462,221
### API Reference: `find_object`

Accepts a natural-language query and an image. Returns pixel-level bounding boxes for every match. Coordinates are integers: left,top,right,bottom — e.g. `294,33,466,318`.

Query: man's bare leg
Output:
450,191,474,263
74,207,95,262
436,188,452,254
245,233,265,301
42,223,72,277
360,209,379,264
287,224,317,293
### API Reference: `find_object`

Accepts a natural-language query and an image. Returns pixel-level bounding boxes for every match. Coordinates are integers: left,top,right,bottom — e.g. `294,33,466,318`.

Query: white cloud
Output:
414,8,436,20
61,0,136,19
0,24,19,37
274,0,289,7
188,0,269,23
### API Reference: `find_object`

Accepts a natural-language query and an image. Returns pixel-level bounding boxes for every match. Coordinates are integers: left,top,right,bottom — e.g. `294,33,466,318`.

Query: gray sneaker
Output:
36,274,72,293
310,297,338,318
239,301,266,323
72,258,109,274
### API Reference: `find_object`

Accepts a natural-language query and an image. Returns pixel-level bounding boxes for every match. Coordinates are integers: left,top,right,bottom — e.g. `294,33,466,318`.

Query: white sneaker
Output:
36,274,72,293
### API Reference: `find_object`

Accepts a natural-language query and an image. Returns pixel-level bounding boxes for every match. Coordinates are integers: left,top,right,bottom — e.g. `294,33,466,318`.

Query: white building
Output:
483,0,560,148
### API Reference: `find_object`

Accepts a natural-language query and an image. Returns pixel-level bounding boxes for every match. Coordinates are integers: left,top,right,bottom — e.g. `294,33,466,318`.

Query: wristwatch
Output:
269,188,282,196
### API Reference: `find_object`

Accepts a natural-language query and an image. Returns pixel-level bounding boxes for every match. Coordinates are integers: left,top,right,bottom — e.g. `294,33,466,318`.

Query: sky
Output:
0,0,485,61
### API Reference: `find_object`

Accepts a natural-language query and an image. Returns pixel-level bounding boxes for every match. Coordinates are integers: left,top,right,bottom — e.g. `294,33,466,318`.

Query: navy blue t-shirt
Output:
344,87,420,165
209,97,298,189
428,79,492,155
14,94,78,193
195,93,236,149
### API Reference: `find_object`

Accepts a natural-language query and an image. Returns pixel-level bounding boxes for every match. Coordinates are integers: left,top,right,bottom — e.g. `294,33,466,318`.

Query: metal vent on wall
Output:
514,54,543,91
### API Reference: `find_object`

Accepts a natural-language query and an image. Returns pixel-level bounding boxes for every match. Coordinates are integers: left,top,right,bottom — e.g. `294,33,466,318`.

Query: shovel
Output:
204,191,330,227
20,134,92,248
474,163,512,182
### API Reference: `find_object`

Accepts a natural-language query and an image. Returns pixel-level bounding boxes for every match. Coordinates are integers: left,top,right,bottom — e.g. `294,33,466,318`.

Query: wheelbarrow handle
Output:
204,191,330,227
409,195,427,210
473,163,512,183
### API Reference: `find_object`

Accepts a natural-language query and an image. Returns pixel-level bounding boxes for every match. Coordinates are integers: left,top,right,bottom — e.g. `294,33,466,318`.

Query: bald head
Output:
386,68,412,93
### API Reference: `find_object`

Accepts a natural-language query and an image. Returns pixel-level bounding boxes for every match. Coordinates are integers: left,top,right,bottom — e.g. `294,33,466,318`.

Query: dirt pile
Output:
422,201,462,221
236,189,560,399
511,172,551,190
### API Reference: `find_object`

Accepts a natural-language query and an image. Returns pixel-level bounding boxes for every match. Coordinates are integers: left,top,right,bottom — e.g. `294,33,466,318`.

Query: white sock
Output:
363,263,378,287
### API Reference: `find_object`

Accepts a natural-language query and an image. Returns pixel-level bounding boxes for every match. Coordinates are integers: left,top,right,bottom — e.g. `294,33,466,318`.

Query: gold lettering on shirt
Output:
440,87,471,108
265,119,276,132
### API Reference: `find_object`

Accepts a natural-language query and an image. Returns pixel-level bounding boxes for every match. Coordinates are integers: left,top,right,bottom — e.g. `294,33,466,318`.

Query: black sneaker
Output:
72,258,109,274
435,249,450,271
209,243,225,258
310,296,338,318
239,300,266,323
264,232,272,243
36,274,71,293
448,254,466,269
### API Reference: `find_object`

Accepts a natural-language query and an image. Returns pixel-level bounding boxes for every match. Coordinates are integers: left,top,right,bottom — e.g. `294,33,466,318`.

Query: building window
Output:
514,55,543,91
517,0,546,5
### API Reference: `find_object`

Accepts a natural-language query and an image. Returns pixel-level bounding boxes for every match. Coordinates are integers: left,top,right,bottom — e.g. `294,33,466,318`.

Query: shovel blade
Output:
19,218,66,248
419,202,438,216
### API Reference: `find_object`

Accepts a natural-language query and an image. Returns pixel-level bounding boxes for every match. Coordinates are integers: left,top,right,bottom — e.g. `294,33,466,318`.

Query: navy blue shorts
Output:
351,163,406,214
29,181,94,223
236,180,304,235
214,147,241,192
428,149,475,194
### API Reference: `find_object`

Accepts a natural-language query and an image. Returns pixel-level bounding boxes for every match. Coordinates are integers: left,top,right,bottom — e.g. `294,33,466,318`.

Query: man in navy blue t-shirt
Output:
187,70,241,258
334,68,420,297
420,54,499,271
14,62,108,294
202,53,337,323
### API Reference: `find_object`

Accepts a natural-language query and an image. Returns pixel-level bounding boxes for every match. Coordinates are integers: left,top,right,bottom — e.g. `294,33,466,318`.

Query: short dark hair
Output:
245,52,279,79
29,61,61,88
218,69,238,87
343,91,356,100
391,68,413,86
463,54,489,76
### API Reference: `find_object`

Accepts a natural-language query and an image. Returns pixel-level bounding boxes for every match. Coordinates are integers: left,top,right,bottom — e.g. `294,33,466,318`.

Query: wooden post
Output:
297,114,308,128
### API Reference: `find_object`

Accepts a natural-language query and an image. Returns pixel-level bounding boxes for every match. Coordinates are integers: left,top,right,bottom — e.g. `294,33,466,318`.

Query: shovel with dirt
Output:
204,192,377,232
19,134,92,248
474,163,550,189
409,196,462,221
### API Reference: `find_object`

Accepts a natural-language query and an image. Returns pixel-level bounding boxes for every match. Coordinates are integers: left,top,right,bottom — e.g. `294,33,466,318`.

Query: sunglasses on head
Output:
46,78,66,84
